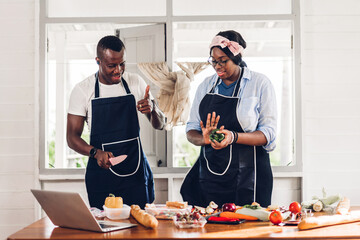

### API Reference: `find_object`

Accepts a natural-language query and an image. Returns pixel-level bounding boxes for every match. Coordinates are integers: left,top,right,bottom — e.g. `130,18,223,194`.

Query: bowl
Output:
173,216,207,229
103,204,131,220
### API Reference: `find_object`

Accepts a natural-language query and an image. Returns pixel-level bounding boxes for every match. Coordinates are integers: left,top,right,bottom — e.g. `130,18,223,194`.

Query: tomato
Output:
289,201,302,214
269,210,283,225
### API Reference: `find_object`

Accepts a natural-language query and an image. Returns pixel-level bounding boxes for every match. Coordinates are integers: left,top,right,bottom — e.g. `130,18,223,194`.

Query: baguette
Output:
336,197,350,215
166,201,188,209
298,211,360,230
130,205,158,228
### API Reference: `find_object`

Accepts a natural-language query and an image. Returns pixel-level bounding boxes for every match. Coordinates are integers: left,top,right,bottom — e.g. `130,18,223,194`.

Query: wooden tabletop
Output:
7,213,360,240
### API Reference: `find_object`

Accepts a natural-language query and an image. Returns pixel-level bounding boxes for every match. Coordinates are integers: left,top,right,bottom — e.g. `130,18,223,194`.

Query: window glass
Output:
172,21,294,167
47,0,166,17
173,0,291,16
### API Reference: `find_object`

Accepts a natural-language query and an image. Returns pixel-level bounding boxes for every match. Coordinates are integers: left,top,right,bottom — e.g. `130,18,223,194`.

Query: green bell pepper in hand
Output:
209,129,225,143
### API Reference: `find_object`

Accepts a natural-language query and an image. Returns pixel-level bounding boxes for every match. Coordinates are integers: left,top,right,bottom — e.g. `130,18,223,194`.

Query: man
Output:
67,35,165,209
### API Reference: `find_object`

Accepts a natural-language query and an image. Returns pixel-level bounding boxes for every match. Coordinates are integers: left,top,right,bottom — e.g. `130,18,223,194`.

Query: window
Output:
44,23,151,169
172,21,295,167
40,0,301,173
47,0,166,17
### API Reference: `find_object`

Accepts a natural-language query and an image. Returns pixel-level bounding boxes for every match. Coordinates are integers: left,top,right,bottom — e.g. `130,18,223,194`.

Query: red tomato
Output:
269,210,283,225
289,201,302,214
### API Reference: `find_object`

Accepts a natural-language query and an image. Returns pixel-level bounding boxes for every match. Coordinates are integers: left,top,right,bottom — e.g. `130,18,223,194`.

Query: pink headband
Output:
209,35,244,56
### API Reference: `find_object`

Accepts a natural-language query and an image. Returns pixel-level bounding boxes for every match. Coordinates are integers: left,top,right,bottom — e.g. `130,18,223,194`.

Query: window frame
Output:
39,0,302,176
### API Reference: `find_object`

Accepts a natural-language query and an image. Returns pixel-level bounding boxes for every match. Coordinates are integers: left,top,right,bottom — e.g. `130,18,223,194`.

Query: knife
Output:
109,155,127,166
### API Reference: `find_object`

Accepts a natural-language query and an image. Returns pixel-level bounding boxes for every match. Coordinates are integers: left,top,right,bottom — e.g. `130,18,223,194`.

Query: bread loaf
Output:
166,201,188,209
336,197,350,215
130,205,158,228
298,211,360,230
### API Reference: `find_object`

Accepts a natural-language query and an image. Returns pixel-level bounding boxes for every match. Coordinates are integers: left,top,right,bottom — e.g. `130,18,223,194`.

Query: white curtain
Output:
138,62,209,130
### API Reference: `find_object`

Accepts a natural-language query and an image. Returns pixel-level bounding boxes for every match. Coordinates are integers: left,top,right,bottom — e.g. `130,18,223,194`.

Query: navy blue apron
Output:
181,69,273,207
85,73,154,209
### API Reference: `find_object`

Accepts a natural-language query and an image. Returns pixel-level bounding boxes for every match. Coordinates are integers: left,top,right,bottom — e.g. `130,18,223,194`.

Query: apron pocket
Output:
102,137,141,177
203,145,232,175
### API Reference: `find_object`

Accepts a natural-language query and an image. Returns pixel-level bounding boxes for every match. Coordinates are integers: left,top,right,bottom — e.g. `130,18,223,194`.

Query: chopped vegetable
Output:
312,201,323,212
243,204,262,210
209,129,225,143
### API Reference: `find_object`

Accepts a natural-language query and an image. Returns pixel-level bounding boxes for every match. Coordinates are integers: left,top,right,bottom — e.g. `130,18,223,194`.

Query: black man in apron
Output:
85,73,154,209
181,70,273,208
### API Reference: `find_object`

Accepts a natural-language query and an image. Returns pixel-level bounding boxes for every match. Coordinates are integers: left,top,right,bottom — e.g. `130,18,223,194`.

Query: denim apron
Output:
85,73,154,209
181,70,273,207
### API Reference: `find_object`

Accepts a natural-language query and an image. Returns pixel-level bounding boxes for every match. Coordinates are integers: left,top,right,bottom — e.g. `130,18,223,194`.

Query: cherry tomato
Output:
269,210,283,225
289,201,302,214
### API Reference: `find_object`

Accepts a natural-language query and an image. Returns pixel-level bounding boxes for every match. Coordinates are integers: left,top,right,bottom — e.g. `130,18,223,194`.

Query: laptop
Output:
31,189,137,232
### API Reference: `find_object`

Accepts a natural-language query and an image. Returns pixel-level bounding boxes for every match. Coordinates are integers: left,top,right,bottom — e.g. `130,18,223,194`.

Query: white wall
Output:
1,0,360,239
301,0,360,203
0,0,38,239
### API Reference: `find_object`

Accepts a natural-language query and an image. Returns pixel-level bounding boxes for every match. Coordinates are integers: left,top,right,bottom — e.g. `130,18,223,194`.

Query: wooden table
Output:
7,214,360,240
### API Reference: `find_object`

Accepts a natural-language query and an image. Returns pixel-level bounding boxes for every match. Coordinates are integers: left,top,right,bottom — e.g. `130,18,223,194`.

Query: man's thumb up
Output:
144,85,150,99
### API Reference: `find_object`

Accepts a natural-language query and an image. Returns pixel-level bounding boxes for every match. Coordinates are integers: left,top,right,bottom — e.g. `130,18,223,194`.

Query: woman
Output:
180,30,277,208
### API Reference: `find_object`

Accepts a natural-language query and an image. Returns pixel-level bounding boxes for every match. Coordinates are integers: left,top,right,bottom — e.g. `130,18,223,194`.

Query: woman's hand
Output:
95,150,114,169
200,112,222,145
210,129,233,150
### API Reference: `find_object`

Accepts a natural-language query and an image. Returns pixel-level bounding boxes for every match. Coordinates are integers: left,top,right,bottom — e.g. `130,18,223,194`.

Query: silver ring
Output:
139,104,142,108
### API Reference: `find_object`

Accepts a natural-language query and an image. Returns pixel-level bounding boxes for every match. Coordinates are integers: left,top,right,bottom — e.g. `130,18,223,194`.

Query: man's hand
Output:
95,150,114,169
200,112,222,145
137,85,153,114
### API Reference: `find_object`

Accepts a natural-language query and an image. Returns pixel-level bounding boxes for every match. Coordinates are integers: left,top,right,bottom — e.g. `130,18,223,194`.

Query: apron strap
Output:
94,72,131,98
232,67,245,97
121,77,131,94
209,77,221,93
95,72,100,98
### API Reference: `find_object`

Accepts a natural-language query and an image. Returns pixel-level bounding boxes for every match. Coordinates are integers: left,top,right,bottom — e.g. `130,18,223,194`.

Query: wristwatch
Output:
89,147,97,158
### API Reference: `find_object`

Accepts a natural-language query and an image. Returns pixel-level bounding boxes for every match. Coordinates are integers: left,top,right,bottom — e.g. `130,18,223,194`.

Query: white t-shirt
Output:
68,71,153,131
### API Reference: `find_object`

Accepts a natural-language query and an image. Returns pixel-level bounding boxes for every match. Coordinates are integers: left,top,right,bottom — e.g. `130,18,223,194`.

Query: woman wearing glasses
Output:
180,30,277,208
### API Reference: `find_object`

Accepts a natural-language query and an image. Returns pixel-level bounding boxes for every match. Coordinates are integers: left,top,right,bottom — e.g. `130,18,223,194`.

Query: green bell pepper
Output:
209,129,225,143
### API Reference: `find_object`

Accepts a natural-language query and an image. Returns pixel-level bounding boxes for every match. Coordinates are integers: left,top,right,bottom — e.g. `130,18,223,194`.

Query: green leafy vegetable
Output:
243,204,262,210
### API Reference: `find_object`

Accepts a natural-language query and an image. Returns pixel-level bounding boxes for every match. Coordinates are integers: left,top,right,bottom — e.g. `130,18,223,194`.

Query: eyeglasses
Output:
208,57,230,67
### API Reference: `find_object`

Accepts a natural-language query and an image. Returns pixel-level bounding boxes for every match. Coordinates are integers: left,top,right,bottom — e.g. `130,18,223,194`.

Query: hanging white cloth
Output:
138,62,209,130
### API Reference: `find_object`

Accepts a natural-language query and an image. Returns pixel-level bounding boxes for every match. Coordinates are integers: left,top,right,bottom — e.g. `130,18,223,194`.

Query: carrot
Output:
219,211,258,221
